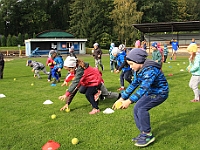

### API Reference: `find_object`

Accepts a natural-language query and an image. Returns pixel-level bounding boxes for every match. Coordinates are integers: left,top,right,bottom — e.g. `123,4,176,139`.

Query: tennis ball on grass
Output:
115,101,122,109
72,138,79,145
31,83,34,86
65,108,70,112
51,114,56,119
14,78,16,81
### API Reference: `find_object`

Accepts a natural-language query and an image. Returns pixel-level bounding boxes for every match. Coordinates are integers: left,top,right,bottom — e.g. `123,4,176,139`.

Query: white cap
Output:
69,46,74,52
64,56,77,67
93,43,99,47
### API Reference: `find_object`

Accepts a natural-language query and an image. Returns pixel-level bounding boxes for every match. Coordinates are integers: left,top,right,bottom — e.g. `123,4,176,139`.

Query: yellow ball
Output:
65,108,70,112
51,114,56,119
14,78,16,81
71,138,79,145
31,83,34,86
115,101,122,109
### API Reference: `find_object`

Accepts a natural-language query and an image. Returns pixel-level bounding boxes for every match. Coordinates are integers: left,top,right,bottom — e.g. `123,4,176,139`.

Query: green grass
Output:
0,55,199,150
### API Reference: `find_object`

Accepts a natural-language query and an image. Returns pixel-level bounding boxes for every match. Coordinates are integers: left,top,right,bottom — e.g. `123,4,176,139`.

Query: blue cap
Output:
26,60,32,66
151,42,157,48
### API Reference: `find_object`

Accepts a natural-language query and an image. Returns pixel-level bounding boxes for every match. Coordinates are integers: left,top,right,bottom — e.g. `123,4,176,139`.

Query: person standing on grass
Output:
112,48,169,147
0,52,5,79
187,51,200,102
92,43,104,71
187,38,198,61
151,42,162,65
163,44,169,63
170,39,179,60
46,50,56,82
68,46,77,58
109,43,117,73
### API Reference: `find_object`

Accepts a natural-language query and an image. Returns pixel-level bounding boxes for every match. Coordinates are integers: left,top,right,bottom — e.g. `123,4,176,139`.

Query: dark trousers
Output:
0,63,4,79
164,55,168,62
120,70,132,86
134,94,167,133
48,68,53,80
79,85,99,109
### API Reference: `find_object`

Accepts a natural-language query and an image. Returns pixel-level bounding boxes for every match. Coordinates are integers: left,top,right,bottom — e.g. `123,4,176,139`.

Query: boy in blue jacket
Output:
112,48,169,147
51,51,64,84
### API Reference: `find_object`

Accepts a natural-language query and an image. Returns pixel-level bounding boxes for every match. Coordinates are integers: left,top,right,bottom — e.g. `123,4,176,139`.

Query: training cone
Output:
42,140,60,150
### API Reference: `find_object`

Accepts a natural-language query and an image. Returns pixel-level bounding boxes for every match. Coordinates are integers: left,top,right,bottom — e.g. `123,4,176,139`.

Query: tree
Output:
6,34,12,46
111,0,143,45
1,35,6,47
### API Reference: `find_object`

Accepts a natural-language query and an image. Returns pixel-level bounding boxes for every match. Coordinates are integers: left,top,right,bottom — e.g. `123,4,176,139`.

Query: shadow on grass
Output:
153,107,200,140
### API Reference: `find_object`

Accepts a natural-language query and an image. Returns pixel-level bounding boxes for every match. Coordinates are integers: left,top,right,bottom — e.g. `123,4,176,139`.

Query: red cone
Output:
42,140,60,150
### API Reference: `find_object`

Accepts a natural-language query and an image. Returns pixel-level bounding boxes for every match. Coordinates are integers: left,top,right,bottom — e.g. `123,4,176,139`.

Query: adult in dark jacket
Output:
92,43,104,71
0,52,5,79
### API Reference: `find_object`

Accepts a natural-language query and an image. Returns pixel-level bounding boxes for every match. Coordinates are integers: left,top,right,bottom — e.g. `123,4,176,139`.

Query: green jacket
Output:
152,49,162,65
189,53,200,76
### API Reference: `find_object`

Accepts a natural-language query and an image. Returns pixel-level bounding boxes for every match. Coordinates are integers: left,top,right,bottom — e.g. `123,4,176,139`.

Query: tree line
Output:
0,0,199,48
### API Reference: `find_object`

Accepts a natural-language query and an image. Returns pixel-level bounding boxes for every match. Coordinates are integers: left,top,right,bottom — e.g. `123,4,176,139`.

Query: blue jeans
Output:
134,94,167,133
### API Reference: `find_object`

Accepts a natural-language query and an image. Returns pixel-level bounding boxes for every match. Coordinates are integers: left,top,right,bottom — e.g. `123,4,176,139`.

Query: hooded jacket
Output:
121,60,169,103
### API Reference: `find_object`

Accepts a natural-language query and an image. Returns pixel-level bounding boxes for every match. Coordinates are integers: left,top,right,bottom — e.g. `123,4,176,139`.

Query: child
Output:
112,48,169,147
68,46,77,58
58,56,103,114
187,38,198,61
187,51,200,102
163,44,169,63
92,43,104,71
109,43,117,72
151,42,162,65
0,52,5,79
112,47,132,91
51,51,64,83
26,60,49,79
170,39,179,60
46,50,56,82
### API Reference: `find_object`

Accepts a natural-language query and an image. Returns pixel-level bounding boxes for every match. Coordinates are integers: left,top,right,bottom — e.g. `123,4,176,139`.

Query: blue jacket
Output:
116,51,131,72
121,60,169,103
54,55,64,69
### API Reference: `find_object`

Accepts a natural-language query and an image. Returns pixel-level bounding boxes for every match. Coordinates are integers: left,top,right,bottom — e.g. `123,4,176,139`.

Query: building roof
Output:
132,21,200,33
36,30,74,38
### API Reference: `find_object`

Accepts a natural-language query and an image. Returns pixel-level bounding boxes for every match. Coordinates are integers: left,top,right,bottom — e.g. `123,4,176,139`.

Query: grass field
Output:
0,54,200,150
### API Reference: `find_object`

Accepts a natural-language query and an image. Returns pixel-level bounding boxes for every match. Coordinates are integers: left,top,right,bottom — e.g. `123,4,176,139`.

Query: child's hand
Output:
33,74,36,78
61,81,68,86
60,104,69,111
121,99,132,109
59,95,67,101
53,61,56,64
58,68,62,72
115,70,120,73
48,63,52,66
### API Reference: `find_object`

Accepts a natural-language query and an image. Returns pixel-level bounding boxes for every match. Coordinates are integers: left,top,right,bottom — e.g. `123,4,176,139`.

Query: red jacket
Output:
46,57,54,69
80,66,102,87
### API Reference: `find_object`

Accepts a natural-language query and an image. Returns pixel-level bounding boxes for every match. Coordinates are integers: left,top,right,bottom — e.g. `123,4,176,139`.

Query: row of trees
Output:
0,0,200,48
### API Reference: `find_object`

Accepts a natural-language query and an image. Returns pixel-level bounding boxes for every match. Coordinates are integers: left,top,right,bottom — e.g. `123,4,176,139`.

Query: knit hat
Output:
111,47,120,55
93,43,99,47
64,56,77,67
26,60,32,66
151,42,157,48
126,48,148,64
119,44,125,51
69,46,74,52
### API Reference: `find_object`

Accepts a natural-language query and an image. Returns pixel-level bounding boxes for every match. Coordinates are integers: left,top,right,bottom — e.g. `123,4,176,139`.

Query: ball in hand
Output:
115,101,122,109
71,138,79,145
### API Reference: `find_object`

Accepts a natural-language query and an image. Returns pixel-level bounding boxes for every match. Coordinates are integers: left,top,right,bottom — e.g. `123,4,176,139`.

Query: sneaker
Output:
47,79,51,82
117,87,125,91
134,133,155,147
132,133,142,142
89,108,100,114
94,90,102,101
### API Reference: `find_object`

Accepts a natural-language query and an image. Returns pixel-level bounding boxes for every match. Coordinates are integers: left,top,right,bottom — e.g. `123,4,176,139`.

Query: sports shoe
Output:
89,108,100,114
134,133,155,147
117,87,125,91
132,133,143,142
190,99,200,102
47,79,51,82
94,90,102,101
